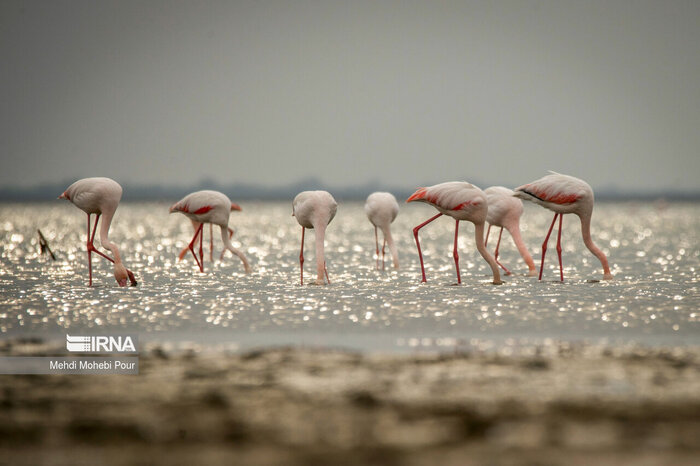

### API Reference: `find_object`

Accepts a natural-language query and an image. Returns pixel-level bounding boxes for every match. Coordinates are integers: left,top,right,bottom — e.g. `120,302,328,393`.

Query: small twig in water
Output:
37,229,56,261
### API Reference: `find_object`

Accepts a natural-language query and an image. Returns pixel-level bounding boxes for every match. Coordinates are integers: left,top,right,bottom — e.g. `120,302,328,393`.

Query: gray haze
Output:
2,0,699,192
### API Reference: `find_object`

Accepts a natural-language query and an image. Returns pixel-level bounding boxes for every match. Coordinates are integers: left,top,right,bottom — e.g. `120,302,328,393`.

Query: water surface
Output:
1,201,698,351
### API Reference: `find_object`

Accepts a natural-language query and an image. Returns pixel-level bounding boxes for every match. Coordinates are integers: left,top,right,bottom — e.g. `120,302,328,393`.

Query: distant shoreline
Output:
2,181,699,202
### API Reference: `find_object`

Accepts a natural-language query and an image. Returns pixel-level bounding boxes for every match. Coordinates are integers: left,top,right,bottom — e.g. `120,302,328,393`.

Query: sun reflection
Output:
0,201,698,347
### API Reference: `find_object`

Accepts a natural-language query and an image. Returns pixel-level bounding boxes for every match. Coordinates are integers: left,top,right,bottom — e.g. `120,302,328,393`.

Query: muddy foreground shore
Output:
1,340,699,465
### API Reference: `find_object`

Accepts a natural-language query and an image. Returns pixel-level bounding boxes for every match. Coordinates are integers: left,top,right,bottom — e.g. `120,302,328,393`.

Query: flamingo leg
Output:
86,214,94,286
324,261,330,284
382,238,386,271
485,224,491,247
187,223,204,273
374,226,380,270
556,213,564,282
494,227,512,276
85,214,109,285
412,213,443,283
539,213,559,281
199,223,204,271
299,227,305,285
453,219,461,284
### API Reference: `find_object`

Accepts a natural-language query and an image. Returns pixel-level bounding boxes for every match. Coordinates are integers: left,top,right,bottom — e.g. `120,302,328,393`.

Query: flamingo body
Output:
293,191,337,285
513,172,612,281
59,177,137,287
61,177,121,214
406,182,501,284
407,182,488,222
170,191,233,226
484,186,537,276
170,190,251,274
364,192,399,269
513,173,591,215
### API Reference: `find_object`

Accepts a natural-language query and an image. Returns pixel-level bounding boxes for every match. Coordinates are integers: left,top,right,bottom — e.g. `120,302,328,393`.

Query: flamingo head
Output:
58,191,69,200
230,203,242,212
114,263,129,287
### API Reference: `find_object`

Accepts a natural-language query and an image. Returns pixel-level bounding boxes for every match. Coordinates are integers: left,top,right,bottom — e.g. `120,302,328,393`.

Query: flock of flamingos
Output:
58,172,613,287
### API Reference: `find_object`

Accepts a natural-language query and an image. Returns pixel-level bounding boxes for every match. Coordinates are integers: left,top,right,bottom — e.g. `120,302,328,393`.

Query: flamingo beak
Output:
231,203,242,211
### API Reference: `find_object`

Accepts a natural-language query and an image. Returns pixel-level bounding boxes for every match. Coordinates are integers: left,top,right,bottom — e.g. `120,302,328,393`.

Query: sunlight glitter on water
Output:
0,201,699,350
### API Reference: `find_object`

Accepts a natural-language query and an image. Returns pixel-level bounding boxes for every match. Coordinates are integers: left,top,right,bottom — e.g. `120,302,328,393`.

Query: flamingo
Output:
177,202,241,262
169,190,252,274
364,192,399,270
513,171,613,281
484,186,537,276
292,191,337,285
406,182,502,285
58,177,137,287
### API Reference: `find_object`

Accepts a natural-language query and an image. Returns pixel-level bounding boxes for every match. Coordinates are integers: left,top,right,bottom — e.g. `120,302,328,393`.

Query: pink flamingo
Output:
58,177,137,287
293,191,337,285
484,186,537,276
406,182,502,285
513,172,613,281
177,202,241,262
170,190,251,274
364,192,399,270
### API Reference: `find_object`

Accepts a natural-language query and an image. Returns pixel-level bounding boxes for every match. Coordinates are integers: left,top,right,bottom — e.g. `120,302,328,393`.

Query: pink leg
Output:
85,214,104,286
494,227,512,275
187,223,204,272
412,213,443,283
299,227,305,285
374,226,380,270
539,213,559,281
485,224,492,247
556,214,564,281
382,238,386,271
324,261,330,284
86,214,94,286
453,219,461,284
199,224,204,271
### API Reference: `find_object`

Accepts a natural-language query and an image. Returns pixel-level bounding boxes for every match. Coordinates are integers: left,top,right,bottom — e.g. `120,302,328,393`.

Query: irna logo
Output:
66,334,138,353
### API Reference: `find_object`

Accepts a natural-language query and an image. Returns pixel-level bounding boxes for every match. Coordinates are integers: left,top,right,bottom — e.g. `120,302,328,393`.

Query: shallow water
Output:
1,201,698,351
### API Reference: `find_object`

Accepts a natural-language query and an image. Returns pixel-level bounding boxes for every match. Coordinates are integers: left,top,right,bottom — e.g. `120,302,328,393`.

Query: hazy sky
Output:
2,0,699,192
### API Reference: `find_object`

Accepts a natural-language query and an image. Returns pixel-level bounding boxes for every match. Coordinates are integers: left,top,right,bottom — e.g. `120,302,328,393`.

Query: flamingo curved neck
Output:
380,224,399,268
314,222,327,282
579,214,612,278
220,224,251,273
505,221,537,273
99,210,122,264
474,222,502,284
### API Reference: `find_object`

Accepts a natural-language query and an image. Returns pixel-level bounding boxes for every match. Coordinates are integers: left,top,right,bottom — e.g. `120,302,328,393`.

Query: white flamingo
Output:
514,172,613,281
484,186,537,276
59,177,137,287
406,182,502,285
177,202,241,262
364,192,399,270
170,190,251,274
292,191,337,285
